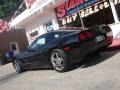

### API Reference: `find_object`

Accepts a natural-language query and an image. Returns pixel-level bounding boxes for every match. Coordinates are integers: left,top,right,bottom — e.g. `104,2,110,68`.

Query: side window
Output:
29,35,46,49
36,38,45,45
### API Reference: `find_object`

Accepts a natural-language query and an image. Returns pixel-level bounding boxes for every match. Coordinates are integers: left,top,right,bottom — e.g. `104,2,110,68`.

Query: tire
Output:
50,49,70,72
13,59,24,73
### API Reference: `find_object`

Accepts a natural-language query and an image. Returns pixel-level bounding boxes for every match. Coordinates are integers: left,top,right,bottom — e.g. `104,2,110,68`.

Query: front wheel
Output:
50,49,70,72
13,59,24,73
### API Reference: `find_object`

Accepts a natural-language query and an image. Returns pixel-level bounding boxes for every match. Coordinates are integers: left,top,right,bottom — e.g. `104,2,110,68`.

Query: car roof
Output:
46,30,80,34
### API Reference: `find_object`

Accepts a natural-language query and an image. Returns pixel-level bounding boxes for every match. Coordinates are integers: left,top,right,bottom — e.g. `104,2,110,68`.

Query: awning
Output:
9,0,67,29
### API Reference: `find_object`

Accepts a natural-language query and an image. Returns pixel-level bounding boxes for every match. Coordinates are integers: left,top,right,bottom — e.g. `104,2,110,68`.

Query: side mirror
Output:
24,46,29,51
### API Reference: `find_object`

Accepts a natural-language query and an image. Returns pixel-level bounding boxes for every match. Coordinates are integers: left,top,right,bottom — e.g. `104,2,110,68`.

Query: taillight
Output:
79,34,86,40
79,31,93,40
63,47,70,52
86,32,93,37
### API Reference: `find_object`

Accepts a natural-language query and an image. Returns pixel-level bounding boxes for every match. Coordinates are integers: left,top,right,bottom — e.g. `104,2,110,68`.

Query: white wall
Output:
25,9,59,44
109,23,120,39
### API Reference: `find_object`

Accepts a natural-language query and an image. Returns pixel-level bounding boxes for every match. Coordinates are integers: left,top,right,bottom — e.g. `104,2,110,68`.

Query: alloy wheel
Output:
13,60,21,72
51,52,64,71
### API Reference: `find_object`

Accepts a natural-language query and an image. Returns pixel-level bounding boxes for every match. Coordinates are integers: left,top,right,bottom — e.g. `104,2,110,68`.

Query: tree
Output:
0,0,25,19
0,0,4,5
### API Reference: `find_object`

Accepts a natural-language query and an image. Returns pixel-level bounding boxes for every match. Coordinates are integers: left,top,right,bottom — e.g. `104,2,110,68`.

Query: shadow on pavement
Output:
29,68,53,71
0,72,24,85
27,51,119,72
71,51,119,71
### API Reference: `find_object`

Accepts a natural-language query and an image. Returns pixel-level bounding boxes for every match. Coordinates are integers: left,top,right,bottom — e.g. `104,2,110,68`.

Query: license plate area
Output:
95,35,105,42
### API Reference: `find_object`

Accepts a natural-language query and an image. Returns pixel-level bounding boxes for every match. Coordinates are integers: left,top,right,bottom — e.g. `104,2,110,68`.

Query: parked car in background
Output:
12,25,113,73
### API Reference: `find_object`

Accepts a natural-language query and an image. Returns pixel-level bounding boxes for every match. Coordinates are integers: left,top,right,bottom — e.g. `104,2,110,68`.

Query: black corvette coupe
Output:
12,25,113,73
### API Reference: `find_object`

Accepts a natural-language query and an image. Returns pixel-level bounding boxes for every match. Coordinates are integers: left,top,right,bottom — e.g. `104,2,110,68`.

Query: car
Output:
12,25,113,73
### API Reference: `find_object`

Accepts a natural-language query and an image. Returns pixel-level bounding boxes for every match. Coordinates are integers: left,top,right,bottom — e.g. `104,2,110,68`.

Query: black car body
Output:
12,25,113,73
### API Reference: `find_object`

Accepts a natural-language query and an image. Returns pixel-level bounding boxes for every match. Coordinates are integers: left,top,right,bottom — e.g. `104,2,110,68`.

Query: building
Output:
10,0,120,44
0,29,28,65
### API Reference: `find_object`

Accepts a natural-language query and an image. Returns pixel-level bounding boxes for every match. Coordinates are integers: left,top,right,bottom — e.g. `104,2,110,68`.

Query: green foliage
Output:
0,0,23,18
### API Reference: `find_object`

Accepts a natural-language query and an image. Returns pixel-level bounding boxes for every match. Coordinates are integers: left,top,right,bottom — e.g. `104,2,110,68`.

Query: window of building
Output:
44,21,54,32
10,42,19,51
83,1,114,27
11,43,17,51
30,31,38,38
55,0,114,29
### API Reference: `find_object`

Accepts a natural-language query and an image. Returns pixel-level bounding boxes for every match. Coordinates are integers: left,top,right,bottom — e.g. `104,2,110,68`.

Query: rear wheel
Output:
13,59,24,73
50,49,70,72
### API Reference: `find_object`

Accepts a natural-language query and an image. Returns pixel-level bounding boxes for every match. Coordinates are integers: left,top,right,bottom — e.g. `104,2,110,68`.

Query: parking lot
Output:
0,51,120,90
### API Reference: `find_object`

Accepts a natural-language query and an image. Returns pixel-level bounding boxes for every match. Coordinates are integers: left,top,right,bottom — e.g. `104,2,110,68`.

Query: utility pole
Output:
109,0,119,23
76,0,85,29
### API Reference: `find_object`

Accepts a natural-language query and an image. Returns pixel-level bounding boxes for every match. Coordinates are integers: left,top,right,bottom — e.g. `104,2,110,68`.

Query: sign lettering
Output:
55,0,120,27
59,0,111,26
55,0,99,19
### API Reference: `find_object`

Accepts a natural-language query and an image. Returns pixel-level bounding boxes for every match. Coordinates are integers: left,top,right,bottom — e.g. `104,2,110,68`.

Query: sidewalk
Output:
0,63,15,77
104,39,120,52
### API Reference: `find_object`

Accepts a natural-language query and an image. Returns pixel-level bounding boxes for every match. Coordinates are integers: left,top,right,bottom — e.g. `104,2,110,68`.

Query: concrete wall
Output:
109,23,120,39
25,9,59,44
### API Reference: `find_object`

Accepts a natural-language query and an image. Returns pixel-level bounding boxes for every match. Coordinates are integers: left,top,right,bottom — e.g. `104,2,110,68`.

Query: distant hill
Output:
0,0,26,21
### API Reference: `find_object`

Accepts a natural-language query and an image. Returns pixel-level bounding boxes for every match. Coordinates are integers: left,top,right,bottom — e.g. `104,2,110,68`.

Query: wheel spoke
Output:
14,60,20,71
51,52,64,71
55,53,59,59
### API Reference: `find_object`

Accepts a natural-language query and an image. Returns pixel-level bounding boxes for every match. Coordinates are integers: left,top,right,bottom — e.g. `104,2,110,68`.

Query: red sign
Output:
55,0,87,18
55,0,103,19
0,19,9,33
24,0,36,9
55,0,111,27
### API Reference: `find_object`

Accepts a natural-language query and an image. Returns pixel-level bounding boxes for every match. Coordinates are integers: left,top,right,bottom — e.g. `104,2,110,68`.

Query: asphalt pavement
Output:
0,51,120,90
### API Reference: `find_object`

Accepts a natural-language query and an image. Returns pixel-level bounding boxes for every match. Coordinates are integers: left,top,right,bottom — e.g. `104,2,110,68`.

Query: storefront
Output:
55,0,114,27
10,0,120,44
55,0,120,38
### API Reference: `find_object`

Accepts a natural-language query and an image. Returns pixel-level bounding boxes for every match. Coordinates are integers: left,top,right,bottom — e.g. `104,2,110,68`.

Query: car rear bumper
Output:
67,32,113,64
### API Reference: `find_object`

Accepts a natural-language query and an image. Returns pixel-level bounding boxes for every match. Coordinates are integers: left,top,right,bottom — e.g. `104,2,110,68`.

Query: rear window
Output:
62,31,76,36
47,31,75,42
